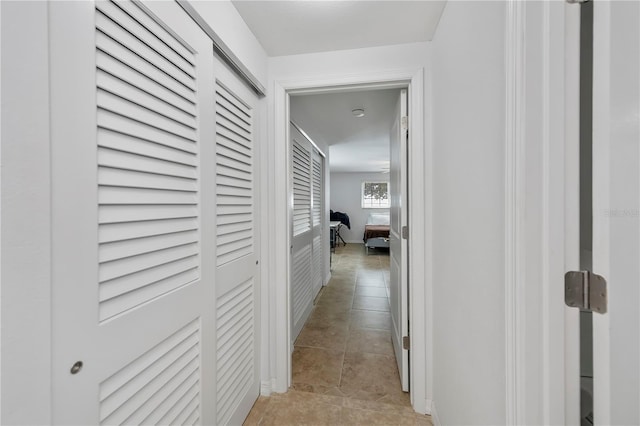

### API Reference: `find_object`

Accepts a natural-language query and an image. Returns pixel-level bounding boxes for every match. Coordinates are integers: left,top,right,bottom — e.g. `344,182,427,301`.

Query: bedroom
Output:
289,86,409,401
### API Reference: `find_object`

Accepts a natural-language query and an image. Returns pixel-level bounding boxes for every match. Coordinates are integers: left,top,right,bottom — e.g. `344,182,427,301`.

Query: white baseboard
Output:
260,379,274,396
425,399,433,415
431,401,441,426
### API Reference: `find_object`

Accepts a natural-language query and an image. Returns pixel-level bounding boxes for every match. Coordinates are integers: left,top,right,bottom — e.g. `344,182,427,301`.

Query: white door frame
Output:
268,68,431,414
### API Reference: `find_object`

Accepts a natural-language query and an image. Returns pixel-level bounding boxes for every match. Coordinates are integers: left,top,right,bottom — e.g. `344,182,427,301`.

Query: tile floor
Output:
244,243,433,425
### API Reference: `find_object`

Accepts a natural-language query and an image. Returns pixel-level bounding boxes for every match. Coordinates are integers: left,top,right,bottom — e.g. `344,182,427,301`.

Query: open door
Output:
590,1,640,424
389,89,409,391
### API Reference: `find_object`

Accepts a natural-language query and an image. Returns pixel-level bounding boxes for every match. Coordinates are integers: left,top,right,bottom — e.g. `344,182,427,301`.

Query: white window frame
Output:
361,181,390,209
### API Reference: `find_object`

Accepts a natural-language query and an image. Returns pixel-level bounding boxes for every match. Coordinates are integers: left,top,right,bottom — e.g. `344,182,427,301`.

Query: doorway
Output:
287,87,403,400
267,68,430,414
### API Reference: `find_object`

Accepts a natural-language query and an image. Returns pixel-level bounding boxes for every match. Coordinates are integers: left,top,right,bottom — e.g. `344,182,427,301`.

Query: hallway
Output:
244,244,432,425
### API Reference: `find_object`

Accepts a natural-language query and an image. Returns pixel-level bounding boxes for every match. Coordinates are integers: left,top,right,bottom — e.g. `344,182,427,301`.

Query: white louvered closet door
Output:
311,150,324,297
212,56,261,426
50,1,217,424
290,124,324,341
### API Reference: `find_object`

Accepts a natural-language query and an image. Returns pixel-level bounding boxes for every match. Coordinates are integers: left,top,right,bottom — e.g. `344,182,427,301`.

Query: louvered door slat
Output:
138,369,200,425
99,205,197,224
95,9,195,91
99,168,196,192
98,320,200,425
216,127,252,151
217,221,252,236
96,1,194,75
154,380,200,425
96,51,195,115
216,96,251,126
98,110,196,154
99,148,196,180
99,186,197,205
99,261,198,304
95,34,194,102
99,217,197,243
112,1,193,62
99,229,198,262
97,91,196,141
99,243,198,282
217,109,251,135
217,143,251,165
217,175,251,190
116,356,199,425
216,83,251,117
97,72,195,130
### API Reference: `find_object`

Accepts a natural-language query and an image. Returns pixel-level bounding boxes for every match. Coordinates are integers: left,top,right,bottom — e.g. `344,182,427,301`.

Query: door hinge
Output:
401,116,408,130
402,336,410,350
401,226,409,240
565,270,607,314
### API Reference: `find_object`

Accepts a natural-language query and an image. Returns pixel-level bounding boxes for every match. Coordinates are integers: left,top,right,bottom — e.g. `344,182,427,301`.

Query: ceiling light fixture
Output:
351,108,365,118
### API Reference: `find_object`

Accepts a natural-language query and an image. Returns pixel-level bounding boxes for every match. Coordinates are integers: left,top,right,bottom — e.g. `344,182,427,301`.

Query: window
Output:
362,181,390,208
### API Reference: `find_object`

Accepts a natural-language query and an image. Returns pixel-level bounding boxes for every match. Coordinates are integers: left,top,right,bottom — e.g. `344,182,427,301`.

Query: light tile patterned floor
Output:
244,243,433,426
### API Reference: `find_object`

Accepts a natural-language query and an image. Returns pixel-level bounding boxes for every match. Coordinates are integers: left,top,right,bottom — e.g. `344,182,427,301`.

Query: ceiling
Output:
231,1,447,56
290,88,400,173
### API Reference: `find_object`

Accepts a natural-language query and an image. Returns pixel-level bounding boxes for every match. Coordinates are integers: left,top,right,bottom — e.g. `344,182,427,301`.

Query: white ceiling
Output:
290,88,400,173
231,1,447,56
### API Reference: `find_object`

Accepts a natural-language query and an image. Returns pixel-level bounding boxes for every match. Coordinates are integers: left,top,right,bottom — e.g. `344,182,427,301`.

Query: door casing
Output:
268,69,431,414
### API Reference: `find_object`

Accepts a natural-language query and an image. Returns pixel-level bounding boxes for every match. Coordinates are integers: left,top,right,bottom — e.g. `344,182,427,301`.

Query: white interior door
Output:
591,1,640,424
389,89,409,391
291,124,315,341
311,150,325,297
49,1,259,424
290,123,325,342
212,56,261,425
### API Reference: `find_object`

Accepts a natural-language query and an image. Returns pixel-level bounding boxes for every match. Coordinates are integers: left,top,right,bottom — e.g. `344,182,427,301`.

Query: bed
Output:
363,212,390,242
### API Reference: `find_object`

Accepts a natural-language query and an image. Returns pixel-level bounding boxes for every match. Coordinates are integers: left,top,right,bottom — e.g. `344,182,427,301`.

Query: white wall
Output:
330,172,389,243
267,41,431,406
430,2,507,424
188,0,267,88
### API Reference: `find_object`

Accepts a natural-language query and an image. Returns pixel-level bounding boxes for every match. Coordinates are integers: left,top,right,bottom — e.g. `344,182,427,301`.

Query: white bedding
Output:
366,212,390,226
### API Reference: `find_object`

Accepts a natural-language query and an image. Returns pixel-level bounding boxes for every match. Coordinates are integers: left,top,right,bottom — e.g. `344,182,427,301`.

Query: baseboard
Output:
260,379,274,396
431,401,441,426
425,399,433,416
325,271,331,285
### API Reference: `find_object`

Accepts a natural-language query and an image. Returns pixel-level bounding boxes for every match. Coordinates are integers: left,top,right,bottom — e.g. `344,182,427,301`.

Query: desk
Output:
329,221,342,252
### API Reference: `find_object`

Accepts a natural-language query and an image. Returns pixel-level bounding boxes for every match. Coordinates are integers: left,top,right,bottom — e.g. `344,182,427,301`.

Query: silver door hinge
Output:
401,116,408,130
565,270,607,314
402,336,410,350
401,226,408,240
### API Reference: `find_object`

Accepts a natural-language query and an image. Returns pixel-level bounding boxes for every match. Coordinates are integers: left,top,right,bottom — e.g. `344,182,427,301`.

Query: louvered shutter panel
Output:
215,82,253,266
290,125,325,340
292,139,312,236
312,154,322,227
212,66,260,425
50,1,217,424
311,152,324,295
96,0,200,322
